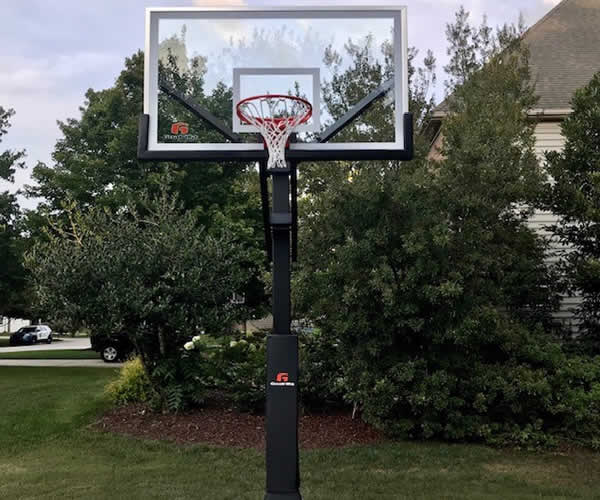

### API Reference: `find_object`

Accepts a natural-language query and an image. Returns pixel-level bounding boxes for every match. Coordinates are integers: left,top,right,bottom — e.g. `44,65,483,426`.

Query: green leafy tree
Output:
26,50,267,320
294,15,572,446
28,51,258,226
444,6,526,91
544,72,600,352
0,106,29,319
26,187,256,410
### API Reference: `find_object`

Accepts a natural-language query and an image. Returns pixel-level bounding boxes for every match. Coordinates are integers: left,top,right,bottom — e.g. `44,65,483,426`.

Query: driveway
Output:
0,337,91,353
0,359,121,368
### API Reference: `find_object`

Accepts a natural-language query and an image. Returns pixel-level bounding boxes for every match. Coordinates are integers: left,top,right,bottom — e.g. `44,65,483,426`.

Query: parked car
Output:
90,333,135,362
9,325,53,345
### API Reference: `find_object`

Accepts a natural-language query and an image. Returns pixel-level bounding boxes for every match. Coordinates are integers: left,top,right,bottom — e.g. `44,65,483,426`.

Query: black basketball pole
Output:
264,160,301,500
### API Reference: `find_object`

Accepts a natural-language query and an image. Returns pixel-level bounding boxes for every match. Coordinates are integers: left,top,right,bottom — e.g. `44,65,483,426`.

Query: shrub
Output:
298,327,346,411
175,332,266,412
105,357,153,406
27,188,261,411
328,314,600,448
176,329,346,413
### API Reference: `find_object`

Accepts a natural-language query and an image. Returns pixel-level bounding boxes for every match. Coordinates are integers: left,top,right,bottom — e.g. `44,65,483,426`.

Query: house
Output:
0,317,31,334
428,0,600,329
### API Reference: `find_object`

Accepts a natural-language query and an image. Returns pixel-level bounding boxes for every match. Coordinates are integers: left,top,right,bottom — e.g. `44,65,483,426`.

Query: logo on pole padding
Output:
270,372,295,387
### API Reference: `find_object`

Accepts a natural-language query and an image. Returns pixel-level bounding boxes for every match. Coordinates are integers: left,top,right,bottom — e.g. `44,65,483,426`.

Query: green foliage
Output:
179,332,266,412
293,13,578,447
444,7,526,91
340,317,600,448
26,51,267,317
149,328,345,413
0,106,25,182
544,71,600,352
298,327,345,410
0,106,30,318
105,358,153,406
26,186,258,411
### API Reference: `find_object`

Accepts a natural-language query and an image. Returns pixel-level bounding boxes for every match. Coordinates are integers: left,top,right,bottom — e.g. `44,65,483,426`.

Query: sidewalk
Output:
0,359,121,368
0,337,91,353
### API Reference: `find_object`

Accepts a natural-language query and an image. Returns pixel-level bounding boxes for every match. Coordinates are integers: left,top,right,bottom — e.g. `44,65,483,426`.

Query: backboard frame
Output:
139,5,412,163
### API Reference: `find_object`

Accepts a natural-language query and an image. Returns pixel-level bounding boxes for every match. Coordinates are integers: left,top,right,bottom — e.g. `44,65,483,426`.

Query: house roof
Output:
432,0,600,119
528,0,600,110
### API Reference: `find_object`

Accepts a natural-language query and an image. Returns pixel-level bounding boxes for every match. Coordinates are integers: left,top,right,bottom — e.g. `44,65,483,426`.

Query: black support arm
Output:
159,81,242,143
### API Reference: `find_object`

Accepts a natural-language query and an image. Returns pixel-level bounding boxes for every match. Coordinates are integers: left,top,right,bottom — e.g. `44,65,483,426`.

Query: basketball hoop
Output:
236,94,312,169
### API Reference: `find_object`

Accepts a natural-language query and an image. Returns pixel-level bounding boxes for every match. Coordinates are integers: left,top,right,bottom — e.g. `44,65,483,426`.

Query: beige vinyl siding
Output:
528,120,581,330
534,122,566,160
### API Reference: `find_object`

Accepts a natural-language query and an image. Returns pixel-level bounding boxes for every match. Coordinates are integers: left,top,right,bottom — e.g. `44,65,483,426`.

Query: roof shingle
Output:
434,0,600,115
527,0,600,110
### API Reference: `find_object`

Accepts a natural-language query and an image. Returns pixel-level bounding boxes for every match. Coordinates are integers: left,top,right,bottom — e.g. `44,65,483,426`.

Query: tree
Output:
444,6,526,91
26,49,267,320
28,51,258,226
544,71,600,352
0,106,29,320
294,14,565,445
27,186,257,409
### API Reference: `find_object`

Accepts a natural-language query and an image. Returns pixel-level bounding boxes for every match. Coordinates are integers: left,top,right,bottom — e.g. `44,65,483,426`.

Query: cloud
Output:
192,0,247,5
0,53,116,95
1,0,562,211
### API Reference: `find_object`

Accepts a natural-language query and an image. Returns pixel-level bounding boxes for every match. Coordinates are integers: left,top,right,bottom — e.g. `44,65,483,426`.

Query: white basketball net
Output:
237,96,312,170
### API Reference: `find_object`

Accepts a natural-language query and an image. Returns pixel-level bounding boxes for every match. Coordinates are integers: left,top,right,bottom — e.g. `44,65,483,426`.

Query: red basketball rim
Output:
236,94,313,126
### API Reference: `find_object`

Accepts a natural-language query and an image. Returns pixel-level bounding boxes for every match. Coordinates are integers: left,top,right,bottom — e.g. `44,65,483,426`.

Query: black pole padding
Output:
265,335,300,499
265,163,302,500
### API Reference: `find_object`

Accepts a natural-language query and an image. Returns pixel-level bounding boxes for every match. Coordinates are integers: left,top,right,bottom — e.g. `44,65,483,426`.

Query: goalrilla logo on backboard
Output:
270,372,295,387
163,122,199,142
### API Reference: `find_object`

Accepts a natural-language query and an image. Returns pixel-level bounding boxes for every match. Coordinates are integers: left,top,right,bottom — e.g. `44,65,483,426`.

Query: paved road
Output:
0,337,91,353
0,359,121,368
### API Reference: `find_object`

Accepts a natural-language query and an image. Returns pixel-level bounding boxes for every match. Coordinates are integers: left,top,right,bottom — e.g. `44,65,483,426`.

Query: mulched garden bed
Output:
93,404,384,449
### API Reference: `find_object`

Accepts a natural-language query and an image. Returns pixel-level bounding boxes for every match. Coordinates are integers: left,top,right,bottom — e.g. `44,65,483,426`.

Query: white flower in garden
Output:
192,335,201,343
184,341,195,351
230,340,238,348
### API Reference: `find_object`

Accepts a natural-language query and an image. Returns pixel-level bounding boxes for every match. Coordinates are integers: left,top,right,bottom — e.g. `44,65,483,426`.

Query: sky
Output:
0,0,561,209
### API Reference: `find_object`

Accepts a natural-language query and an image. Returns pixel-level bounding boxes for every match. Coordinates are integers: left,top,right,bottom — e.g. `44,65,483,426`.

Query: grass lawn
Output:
0,349,98,359
1,367,599,499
